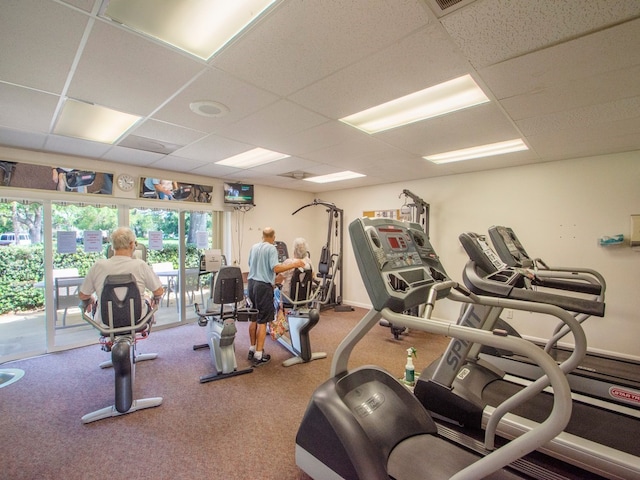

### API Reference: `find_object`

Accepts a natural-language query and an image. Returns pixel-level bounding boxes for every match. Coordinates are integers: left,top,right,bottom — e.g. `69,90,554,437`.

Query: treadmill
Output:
487,225,640,410
295,217,576,480
414,231,639,480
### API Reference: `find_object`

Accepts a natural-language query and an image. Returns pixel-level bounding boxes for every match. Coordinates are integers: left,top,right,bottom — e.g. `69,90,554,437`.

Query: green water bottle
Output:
404,347,416,385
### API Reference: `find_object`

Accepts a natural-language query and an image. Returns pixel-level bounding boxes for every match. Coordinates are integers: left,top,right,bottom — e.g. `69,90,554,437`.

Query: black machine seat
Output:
82,273,156,339
100,274,146,332
282,267,315,310
206,265,245,319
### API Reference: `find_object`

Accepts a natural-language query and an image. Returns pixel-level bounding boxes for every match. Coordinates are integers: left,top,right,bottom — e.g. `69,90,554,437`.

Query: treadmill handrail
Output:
445,290,587,449
534,260,607,292
532,273,603,296
379,306,575,480
463,261,606,317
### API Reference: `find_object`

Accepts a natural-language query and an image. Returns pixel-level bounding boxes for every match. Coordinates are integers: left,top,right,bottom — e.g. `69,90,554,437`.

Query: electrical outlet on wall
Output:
630,215,640,246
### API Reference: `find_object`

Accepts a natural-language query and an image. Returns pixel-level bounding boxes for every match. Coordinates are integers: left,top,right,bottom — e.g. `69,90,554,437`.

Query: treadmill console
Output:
488,225,533,268
459,232,524,288
349,217,450,312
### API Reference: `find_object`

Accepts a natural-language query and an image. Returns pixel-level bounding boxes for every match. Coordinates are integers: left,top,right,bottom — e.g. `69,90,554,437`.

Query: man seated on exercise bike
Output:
79,227,164,333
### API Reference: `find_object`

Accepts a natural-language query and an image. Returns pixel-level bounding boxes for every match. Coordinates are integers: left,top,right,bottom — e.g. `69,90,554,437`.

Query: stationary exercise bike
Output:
193,264,254,383
275,266,326,367
80,274,162,423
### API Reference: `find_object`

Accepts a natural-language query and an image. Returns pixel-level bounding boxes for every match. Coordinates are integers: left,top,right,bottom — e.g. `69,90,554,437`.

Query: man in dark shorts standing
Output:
247,227,305,366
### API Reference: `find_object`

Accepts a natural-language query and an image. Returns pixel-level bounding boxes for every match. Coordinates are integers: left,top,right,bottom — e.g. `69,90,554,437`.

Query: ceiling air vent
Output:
279,171,311,180
436,0,464,8
424,0,477,17
118,135,183,155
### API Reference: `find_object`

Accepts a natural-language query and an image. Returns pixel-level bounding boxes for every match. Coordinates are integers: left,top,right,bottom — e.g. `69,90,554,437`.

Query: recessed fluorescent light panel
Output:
424,139,528,164
340,74,490,134
215,148,289,169
102,0,277,61
54,99,141,144
304,171,365,184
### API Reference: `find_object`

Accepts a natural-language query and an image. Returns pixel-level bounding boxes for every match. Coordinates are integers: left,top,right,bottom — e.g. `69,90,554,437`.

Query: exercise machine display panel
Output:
348,217,450,313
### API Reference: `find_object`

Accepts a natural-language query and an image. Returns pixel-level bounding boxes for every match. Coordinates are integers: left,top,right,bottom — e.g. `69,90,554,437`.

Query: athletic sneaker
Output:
247,350,255,361
252,353,271,367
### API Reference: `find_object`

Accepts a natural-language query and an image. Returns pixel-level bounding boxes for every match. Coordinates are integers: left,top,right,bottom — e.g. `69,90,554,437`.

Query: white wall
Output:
226,186,320,271
321,151,640,360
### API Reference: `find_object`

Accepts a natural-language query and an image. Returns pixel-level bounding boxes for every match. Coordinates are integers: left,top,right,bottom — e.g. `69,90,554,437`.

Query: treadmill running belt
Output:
483,380,640,456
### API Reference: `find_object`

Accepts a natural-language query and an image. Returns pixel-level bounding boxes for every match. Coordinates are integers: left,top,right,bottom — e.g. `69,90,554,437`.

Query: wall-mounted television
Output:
223,182,254,205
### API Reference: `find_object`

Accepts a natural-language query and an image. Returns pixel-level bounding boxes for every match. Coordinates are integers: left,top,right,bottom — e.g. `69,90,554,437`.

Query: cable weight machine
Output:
381,189,431,338
292,199,352,312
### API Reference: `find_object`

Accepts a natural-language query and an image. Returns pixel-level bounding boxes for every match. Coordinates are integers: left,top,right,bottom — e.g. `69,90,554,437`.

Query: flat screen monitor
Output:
223,182,254,205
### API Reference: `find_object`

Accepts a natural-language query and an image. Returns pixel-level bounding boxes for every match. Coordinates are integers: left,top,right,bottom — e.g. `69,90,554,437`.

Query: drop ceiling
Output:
0,0,639,193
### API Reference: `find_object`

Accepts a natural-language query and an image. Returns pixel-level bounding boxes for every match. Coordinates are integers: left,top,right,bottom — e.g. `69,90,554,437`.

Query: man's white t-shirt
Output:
80,256,163,324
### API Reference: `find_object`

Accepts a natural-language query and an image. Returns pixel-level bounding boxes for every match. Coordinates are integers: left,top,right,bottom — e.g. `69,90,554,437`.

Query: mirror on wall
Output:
0,161,113,195
139,177,212,203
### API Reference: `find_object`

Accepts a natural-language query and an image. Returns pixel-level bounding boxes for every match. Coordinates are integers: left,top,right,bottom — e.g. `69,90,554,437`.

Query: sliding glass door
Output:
130,208,214,325
51,201,118,349
0,200,45,362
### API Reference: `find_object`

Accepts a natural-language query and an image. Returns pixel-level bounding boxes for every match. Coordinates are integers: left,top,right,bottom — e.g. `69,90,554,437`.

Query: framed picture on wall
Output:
139,177,212,203
0,160,113,195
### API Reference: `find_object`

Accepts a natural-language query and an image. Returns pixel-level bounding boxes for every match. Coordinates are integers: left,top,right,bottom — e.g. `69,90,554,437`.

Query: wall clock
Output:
116,173,135,192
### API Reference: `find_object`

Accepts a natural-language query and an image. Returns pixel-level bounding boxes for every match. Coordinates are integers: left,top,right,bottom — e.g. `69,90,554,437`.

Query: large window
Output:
0,195,219,362
130,208,214,325
51,202,118,348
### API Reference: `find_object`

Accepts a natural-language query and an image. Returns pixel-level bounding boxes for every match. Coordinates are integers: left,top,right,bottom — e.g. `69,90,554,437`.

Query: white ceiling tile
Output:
60,0,95,12
68,20,204,115
128,119,207,147
0,128,48,152
525,114,640,159
499,65,640,121
442,0,640,68
378,103,524,157
0,84,59,133
517,96,640,137
0,0,88,93
172,134,253,163
100,145,165,166
290,24,469,119
149,155,208,172
270,121,366,157
216,100,327,147
479,18,640,101
213,0,432,96
44,134,112,158
152,68,279,132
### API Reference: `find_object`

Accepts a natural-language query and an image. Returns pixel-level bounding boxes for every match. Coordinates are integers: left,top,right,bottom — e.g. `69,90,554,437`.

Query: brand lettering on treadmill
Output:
354,392,385,417
609,387,640,404
446,307,483,370
446,338,469,370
